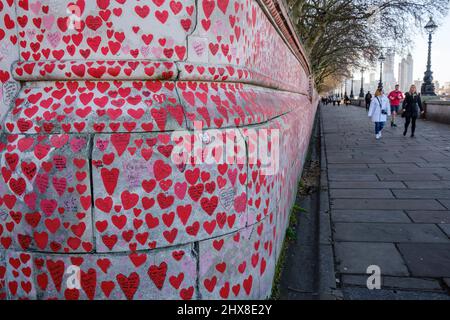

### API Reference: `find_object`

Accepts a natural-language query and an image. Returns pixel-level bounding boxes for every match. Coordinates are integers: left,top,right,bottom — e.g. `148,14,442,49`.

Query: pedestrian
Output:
337,98,341,107
388,84,404,127
368,88,390,140
365,91,372,111
402,84,424,138
344,94,350,106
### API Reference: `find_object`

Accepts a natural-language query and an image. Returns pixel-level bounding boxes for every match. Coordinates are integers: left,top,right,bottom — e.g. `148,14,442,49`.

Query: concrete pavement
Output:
321,104,450,299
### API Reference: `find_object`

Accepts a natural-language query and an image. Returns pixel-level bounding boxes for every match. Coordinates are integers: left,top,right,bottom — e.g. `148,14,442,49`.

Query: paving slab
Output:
328,174,379,182
335,242,409,276
445,279,450,289
435,172,450,180
406,211,450,224
331,199,446,210
397,244,450,278
439,199,450,209
438,224,450,238
327,158,384,164
330,189,394,199
416,162,450,169
392,189,450,199
342,287,450,300
404,181,450,189
332,210,411,223
368,164,421,169
379,157,426,164
329,181,406,189
334,223,449,243
377,174,441,181
328,168,392,175
421,155,450,162
389,168,450,175
328,164,369,169
341,275,443,291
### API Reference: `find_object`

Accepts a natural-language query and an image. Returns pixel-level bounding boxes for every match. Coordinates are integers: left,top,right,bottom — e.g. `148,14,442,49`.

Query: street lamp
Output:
350,74,354,99
421,17,438,96
378,52,385,89
359,68,365,98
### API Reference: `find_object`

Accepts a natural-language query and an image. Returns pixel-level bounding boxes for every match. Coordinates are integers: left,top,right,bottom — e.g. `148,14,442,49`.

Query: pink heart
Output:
174,182,187,200
227,168,237,186
70,137,87,153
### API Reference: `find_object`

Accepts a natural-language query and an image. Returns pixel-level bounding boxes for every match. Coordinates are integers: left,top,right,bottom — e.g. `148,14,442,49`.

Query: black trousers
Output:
404,115,417,134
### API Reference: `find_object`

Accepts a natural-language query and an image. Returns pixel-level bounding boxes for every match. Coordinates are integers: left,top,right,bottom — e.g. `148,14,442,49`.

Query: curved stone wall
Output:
0,0,318,300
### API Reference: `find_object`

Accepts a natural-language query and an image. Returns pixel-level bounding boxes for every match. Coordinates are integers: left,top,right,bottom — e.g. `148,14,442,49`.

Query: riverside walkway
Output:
321,104,450,299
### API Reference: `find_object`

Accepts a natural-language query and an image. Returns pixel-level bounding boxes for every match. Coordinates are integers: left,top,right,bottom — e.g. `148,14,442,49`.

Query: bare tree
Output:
286,0,449,92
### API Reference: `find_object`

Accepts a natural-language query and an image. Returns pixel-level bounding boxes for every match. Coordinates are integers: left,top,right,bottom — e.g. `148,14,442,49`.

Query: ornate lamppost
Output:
378,52,385,89
421,17,438,96
359,68,365,98
350,74,354,99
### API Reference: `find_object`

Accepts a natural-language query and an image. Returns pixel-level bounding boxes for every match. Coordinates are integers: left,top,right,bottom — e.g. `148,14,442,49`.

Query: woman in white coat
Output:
368,88,391,139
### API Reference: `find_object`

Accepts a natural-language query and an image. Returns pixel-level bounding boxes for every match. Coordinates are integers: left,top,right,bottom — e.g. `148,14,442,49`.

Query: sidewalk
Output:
321,104,450,299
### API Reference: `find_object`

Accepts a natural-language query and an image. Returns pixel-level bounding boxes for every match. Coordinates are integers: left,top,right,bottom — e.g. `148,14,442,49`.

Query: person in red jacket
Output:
388,85,404,127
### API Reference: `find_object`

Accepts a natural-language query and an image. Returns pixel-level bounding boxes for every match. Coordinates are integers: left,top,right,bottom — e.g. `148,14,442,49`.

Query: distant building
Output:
354,79,362,96
414,79,422,91
398,53,414,92
442,82,450,96
367,72,378,93
383,50,397,91
435,81,440,91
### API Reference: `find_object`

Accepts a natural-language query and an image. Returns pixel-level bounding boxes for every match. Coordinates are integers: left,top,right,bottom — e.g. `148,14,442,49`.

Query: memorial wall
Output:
0,0,318,299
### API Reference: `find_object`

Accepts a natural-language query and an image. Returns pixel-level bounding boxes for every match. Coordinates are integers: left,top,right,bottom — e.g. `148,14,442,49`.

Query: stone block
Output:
15,0,195,62
91,132,247,252
0,134,93,253
4,81,184,134
0,0,19,123
0,250,6,300
4,245,197,300
199,217,275,300
177,81,309,130
5,251,36,299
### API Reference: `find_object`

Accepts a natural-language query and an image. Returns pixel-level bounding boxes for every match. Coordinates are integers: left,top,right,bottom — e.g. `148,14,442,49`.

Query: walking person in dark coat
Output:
344,94,350,106
365,91,372,111
402,84,424,138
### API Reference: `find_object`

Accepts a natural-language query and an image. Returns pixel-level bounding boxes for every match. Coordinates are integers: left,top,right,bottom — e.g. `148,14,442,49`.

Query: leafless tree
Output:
286,0,449,92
